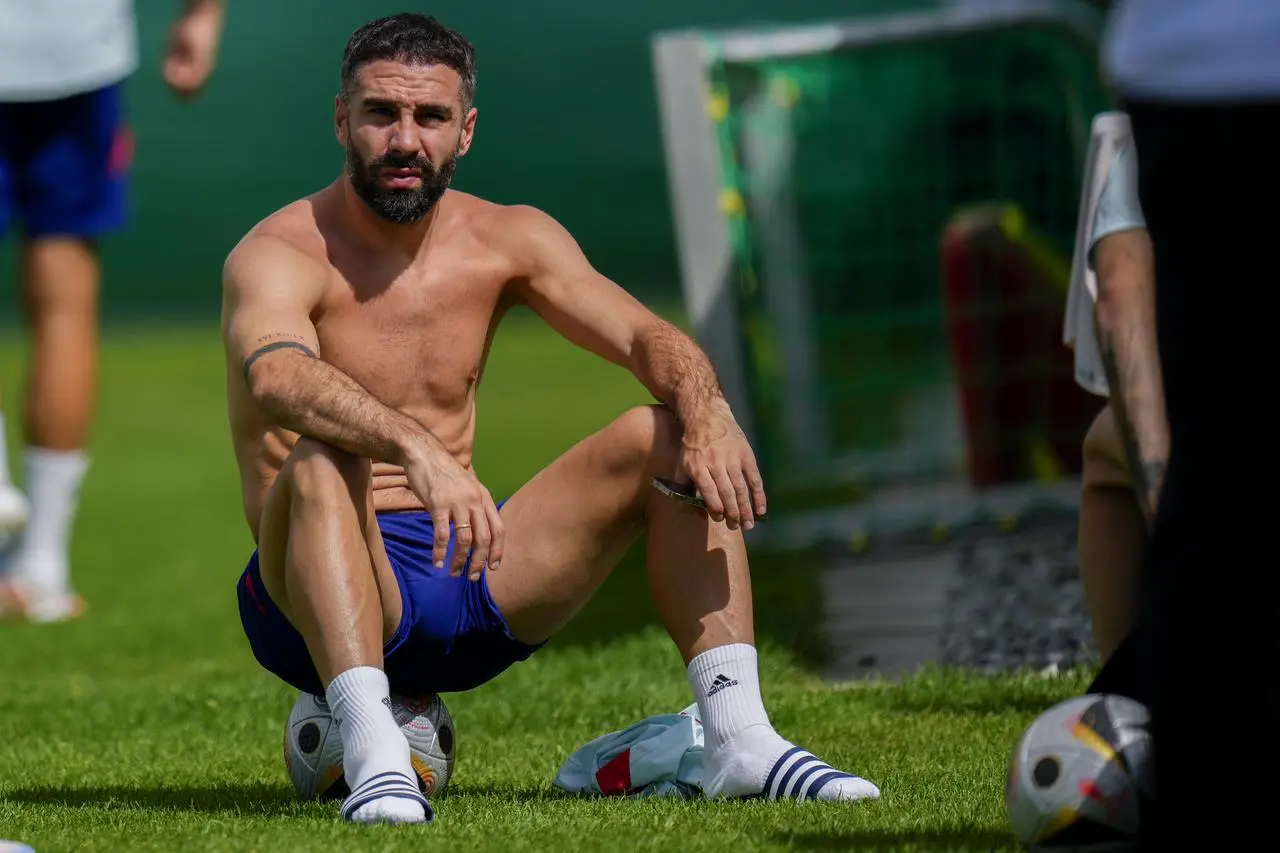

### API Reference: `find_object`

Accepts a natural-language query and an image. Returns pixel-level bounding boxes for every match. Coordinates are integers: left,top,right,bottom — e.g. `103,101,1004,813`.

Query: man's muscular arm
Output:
505,207,724,423
509,206,766,527
1093,227,1168,521
221,235,438,467
222,234,503,574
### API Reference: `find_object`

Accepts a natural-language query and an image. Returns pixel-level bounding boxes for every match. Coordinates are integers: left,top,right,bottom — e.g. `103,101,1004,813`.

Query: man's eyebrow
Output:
362,98,453,120
417,103,454,120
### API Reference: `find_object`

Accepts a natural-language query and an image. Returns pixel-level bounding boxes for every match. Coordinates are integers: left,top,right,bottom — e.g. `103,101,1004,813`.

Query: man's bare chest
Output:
312,274,501,409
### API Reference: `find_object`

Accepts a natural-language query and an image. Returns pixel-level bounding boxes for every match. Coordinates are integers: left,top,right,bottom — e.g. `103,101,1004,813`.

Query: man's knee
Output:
283,438,370,506
21,238,101,313
607,404,682,478
1082,405,1132,491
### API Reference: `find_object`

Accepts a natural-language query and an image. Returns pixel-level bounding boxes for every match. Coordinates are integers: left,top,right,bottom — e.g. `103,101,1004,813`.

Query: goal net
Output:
652,0,1113,549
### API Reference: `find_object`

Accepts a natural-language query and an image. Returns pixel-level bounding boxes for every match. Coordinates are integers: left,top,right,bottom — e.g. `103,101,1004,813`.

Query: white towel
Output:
553,703,705,799
1063,111,1135,398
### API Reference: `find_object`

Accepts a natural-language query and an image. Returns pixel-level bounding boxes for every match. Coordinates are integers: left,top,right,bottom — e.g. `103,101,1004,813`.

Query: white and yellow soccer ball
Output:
1006,694,1153,851
283,691,457,801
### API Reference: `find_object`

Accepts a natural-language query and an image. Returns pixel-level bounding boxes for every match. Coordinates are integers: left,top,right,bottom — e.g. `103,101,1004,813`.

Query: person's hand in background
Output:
163,0,226,99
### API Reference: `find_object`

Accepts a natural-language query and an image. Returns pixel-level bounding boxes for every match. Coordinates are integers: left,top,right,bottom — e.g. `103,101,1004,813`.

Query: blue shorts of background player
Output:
236,506,545,698
0,84,131,239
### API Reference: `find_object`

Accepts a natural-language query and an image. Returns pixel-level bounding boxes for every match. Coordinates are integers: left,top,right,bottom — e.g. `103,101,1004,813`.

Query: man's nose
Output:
388,120,418,157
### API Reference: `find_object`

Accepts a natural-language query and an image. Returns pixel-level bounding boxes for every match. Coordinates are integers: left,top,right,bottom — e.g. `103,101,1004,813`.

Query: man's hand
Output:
678,400,767,531
163,0,225,99
402,444,505,581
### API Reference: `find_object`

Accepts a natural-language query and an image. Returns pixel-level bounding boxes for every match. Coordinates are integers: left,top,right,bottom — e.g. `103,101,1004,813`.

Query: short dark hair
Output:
340,14,476,108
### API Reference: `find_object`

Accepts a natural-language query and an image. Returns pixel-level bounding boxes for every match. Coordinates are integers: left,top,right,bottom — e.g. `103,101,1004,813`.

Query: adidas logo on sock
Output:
706,673,739,697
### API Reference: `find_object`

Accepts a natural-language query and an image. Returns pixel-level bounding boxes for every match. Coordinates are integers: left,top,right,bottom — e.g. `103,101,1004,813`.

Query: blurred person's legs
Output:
0,115,29,534
1077,403,1148,704
0,390,31,534
0,84,130,622
1126,99,1280,849
1078,404,1147,663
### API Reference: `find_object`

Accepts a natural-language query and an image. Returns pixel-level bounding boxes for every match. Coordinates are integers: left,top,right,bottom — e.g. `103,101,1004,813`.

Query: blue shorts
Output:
0,84,131,239
236,509,544,697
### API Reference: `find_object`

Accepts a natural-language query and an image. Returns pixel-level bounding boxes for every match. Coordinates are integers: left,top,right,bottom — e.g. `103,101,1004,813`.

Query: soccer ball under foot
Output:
283,691,456,801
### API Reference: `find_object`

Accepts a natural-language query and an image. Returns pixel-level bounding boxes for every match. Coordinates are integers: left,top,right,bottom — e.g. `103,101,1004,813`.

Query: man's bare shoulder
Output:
464,197,559,235
224,192,334,287
451,194,572,268
441,190,525,232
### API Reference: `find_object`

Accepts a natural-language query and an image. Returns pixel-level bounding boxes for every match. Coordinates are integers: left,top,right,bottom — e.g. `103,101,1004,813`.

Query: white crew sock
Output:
688,643,772,752
691,644,881,802
325,666,414,792
11,447,89,593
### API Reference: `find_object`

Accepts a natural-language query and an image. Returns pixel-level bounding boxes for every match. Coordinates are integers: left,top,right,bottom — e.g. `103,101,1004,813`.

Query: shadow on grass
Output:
438,784,574,803
4,781,636,815
774,827,1017,851
4,782,302,817
862,664,1097,716
547,542,829,669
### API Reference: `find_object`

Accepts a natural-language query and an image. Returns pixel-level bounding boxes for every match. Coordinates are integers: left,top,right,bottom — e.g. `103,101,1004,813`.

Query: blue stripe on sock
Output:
346,776,419,799
763,746,804,798
342,785,426,817
347,777,421,801
805,770,849,800
786,761,833,799
773,753,821,800
342,790,432,822
349,770,411,795
341,770,427,820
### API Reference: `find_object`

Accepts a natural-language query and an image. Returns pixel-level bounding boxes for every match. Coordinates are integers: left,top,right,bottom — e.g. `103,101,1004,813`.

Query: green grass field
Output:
0,313,1092,852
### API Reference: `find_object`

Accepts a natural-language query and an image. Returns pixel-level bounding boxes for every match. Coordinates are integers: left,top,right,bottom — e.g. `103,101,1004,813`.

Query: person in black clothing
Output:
1102,1,1280,848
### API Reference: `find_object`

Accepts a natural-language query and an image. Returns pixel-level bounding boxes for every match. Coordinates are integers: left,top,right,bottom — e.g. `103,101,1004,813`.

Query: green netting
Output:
705,10,1113,504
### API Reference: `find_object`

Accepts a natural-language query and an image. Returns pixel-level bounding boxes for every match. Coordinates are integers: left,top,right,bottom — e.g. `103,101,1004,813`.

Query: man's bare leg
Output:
487,405,879,802
1079,406,1147,661
257,437,429,824
487,406,753,657
21,237,99,452
3,237,98,620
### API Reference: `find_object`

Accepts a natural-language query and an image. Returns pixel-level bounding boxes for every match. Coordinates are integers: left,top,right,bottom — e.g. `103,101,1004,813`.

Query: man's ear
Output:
335,94,348,146
457,106,478,157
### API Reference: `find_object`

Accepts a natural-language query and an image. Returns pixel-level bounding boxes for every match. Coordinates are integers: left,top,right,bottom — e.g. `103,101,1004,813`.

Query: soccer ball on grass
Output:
1006,694,1153,851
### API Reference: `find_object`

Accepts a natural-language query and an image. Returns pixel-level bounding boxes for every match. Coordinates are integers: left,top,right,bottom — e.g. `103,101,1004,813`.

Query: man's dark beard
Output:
346,146,457,224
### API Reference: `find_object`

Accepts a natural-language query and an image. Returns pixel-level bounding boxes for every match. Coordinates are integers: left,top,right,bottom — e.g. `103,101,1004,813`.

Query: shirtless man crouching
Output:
221,13,879,825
